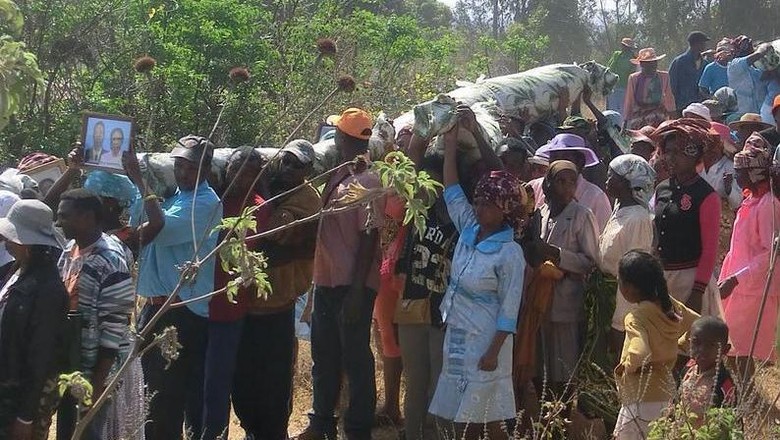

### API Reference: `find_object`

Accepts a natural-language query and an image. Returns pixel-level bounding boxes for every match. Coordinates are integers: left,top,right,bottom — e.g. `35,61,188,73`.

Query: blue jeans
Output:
139,304,208,440
309,286,377,440
202,319,244,440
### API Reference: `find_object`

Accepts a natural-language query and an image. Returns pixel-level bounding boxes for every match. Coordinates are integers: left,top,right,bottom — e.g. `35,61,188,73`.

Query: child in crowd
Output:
679,317,735,427
598,154,656,356
614,250,699,440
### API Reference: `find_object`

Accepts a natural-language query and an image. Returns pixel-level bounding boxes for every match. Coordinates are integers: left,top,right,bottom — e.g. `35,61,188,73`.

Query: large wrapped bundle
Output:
137,114,395,199
401,62,618,162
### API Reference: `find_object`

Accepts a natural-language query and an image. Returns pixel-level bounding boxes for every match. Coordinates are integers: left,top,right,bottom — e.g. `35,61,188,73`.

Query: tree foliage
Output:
0,0,43,148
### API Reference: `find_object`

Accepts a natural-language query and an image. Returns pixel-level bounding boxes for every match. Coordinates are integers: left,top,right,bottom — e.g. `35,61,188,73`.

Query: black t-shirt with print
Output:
399,202,458,326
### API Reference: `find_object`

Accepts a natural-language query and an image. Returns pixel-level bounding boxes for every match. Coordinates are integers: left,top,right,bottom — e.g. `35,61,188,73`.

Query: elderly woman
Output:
624,48,676,129
531,160,599,398
599,154,656,355
653,119,723,316
0,200,67,440
719,133,780,369
428,128,526,440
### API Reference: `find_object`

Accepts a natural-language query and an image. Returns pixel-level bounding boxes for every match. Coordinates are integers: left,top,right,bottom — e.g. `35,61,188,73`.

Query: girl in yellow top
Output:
613,250,699,439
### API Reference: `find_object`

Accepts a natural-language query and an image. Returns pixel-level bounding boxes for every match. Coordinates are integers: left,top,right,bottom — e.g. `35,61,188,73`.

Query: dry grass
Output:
225,340,400,439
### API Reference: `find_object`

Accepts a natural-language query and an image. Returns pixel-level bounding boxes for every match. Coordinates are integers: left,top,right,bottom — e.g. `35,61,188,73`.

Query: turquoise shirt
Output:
131,181,222,317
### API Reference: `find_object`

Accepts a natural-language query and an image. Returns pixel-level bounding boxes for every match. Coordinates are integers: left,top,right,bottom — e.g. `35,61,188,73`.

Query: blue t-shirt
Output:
698,62,729,95
131,181,222,317
728,56,768,114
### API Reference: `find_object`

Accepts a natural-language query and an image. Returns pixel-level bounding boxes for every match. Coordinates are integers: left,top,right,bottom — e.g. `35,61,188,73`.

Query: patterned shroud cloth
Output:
101,357,146,440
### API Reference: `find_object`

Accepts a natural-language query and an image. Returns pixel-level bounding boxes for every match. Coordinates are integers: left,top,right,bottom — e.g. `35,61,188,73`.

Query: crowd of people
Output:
0,30,778,440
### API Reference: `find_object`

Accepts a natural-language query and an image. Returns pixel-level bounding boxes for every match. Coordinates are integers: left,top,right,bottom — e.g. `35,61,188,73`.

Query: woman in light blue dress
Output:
428,124,526,440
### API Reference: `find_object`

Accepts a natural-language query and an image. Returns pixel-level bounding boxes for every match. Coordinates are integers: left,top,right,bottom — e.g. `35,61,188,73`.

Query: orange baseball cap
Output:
331,108,373,140
773,94,780,116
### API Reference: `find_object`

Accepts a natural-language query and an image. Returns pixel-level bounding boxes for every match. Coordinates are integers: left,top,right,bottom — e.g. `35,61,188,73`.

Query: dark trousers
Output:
232,309,295,440
139,303,208,440
309,286,377,440
202,319,244,440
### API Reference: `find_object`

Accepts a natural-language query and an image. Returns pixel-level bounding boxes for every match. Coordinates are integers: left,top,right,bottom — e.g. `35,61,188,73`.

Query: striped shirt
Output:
58,234,135,377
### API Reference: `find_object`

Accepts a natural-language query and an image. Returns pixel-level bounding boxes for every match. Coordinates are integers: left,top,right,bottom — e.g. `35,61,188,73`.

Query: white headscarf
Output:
609,154,657,209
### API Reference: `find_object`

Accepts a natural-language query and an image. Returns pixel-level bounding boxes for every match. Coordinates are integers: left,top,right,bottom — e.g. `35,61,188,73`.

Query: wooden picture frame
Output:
81,112,135,173
23,158,67,196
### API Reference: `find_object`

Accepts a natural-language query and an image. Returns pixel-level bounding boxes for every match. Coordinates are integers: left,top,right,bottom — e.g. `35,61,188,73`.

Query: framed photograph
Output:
23,158,67,196
81,112,135,173
314,122,336,143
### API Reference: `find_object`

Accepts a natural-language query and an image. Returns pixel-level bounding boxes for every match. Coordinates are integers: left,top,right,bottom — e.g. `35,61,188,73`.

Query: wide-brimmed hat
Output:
538,133,600,168
620,38,636,49
0,199,61,248
631,48,666,65
728,113,773,131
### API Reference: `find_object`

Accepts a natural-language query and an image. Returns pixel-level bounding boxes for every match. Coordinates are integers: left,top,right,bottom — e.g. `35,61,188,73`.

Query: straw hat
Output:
728,113,772,131
0,199,61,248
631,48,666,65
620,38,636,49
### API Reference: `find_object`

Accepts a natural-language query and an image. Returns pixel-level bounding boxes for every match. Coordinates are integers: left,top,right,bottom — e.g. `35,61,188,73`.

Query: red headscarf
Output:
652,118,716,159
474,170,528,234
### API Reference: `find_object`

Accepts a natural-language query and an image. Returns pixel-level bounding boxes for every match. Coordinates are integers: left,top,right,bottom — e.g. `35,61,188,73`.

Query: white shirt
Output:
529,175,612,232
699,155,742,211
598,205,654,276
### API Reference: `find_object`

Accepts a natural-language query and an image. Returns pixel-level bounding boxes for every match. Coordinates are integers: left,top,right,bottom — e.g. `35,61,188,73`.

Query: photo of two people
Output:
82,113,134,172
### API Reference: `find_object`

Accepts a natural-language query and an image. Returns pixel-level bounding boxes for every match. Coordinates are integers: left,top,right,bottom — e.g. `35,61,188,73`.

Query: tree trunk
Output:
493,0,500,37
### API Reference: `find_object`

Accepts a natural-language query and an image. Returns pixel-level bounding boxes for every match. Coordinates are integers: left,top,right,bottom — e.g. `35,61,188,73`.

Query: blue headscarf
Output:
84,170,140,208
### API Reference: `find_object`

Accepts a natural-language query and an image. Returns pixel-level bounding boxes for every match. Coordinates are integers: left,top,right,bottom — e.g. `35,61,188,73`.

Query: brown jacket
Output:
247,184,320,314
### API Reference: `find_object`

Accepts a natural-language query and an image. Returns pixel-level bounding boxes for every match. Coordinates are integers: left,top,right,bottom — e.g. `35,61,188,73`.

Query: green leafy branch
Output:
374,151,442,238
213,208,272,303
648,405,744,440
58,371,93,407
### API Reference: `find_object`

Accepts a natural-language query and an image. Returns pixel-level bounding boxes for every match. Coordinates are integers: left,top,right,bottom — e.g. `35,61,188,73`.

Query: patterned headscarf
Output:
609,154,657,209
734,133,772,184
652,118,716,159
473,170,528,234
84,170,141,208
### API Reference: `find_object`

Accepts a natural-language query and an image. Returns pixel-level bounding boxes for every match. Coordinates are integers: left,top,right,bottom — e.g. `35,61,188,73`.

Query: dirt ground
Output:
227,340,400,440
